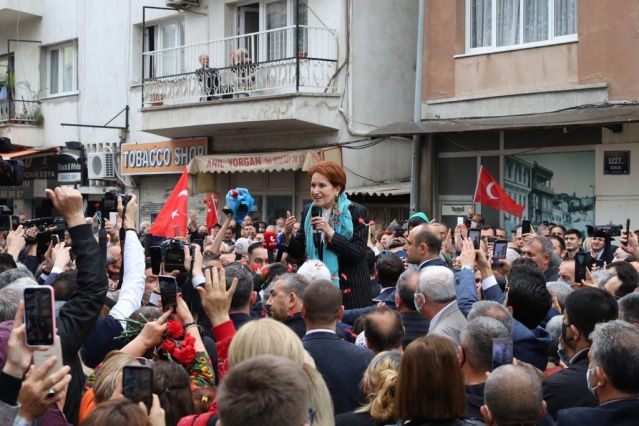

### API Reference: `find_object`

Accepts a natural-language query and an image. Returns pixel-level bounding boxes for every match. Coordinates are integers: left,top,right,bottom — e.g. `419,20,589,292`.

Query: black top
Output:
288,202,373,309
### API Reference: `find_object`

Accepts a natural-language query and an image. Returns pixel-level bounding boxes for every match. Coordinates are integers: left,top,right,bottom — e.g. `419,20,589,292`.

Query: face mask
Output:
556,279,572,287
586,367,599,397
148,292,162,307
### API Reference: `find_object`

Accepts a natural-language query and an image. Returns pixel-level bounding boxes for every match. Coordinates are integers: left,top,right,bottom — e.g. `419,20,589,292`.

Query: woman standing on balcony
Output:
283,161,373,309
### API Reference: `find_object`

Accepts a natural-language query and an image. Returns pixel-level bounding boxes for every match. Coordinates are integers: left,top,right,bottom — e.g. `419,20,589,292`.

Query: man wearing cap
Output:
234,237,251,262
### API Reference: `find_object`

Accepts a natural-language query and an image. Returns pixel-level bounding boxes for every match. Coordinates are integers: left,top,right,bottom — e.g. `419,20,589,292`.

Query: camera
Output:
20,217,66,257
101,190,130,213
150,239,194,272
586,225,623,239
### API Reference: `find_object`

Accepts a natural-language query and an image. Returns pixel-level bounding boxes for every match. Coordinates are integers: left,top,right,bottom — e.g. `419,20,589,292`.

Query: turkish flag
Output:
149,168,189,238
473,166,525,218
205,193,219,229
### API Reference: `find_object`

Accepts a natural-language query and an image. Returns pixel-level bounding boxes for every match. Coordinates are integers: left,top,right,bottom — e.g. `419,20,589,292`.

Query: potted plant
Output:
148,92,164,106
32,108,44,126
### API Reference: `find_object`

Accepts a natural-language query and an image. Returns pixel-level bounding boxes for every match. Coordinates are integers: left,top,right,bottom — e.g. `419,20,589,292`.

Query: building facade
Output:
373,0,639,233
1,0,419,227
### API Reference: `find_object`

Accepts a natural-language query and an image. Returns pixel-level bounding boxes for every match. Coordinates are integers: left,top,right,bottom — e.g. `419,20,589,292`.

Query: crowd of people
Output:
0,160,637,425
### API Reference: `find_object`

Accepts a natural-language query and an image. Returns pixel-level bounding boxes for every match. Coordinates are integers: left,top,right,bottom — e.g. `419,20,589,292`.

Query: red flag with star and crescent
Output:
473,166,525,218
205,193,219,229
149,168,189,238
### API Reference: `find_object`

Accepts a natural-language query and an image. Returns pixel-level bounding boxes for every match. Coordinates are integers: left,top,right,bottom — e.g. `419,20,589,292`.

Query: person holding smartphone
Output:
41,187,109,425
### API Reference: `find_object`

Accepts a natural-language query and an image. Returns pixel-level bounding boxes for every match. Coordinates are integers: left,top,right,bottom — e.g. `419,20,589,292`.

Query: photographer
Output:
43,187,108,424
81,194,147,369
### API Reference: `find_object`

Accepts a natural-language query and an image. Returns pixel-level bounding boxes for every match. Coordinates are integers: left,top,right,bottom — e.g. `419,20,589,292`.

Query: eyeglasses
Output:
474,278,481,284
308,407,316,425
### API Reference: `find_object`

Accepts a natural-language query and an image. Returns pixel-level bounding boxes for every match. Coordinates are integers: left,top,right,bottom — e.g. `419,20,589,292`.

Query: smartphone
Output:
491,337,514,371
487,237,497,244
457,217,464,226
557,348,571,366
150,246,163,275
23,286,56,347
521,220,531,235
33,335,63,379
51,234,60,245
395,249,407,259
626,219,631,237
381,250,394,257
468,228,481,250
575,252,587,285
491,240,508,267
159,275,178,312
122,365,153,412
395,227,405,238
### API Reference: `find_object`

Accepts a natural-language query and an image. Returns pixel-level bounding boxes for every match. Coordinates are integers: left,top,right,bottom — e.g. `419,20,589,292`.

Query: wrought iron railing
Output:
0,100,42,124
142,25,338,106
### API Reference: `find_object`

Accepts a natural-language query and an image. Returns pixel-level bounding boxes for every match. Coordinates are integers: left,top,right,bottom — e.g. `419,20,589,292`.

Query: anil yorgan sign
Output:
121,138,207,175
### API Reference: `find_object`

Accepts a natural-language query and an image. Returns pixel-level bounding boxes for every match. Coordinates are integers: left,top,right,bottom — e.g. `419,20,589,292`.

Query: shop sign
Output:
121,138,207,175
441,204,474,217
188,151,308,174
603,151,630,175
57,151,82,184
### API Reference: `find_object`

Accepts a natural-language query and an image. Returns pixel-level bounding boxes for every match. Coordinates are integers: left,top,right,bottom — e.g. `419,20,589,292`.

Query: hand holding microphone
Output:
310,206,322,248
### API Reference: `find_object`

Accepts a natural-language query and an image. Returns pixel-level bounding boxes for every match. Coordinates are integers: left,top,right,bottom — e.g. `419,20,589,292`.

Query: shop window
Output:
266,195,292,223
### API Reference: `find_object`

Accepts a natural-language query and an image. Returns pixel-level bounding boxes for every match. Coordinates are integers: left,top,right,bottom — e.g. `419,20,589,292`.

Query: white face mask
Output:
413,293,423,314
586,366,599,397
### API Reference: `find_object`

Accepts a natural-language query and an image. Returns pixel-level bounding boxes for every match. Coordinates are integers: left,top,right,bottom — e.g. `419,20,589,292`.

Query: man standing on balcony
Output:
196,53,219,101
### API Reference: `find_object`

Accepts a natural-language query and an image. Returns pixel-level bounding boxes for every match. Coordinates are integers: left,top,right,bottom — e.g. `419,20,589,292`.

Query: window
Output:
48,42,77,95
237,0,308,62
468,0,577,52
144,19,185,78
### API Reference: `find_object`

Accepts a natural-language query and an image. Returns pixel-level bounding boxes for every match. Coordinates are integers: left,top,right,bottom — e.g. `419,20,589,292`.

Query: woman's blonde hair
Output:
228,318,306,367
356,350,402,423
93,351,140,404
227,319,334,425
303,364,334,426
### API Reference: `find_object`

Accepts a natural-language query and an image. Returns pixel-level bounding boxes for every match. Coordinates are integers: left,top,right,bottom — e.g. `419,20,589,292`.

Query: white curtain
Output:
471,0,492,48
524,0,548,43
554,0,577,36
497,0,520,46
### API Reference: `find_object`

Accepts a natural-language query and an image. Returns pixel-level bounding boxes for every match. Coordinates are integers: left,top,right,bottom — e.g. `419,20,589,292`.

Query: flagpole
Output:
473,166,483,202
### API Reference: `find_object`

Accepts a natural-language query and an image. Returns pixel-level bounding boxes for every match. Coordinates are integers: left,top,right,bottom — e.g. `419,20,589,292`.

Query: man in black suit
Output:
543,288,618,418
301,279,374,415
394,269,429,348
264,272,309,338
371,253,405,309
556,320,639,425
482,365,547,426
460,317,511,420
404,223,448,270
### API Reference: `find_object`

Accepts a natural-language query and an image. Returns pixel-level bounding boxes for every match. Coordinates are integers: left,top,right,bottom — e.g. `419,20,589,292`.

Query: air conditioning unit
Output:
165,0,200,9
87,152,116,180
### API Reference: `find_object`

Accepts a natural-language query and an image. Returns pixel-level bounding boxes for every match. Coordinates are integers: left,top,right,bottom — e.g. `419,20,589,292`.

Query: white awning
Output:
187,150,311,174
345,181,411,196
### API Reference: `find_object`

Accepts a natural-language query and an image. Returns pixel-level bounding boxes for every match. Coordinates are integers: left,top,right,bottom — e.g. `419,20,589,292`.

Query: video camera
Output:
586,225,623,239
20,217,66,257
150,239,195,273
100,190,130,213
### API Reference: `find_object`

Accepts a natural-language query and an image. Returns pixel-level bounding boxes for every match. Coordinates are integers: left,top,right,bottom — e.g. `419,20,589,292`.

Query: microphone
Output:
263,231,278,264
311,205,322,248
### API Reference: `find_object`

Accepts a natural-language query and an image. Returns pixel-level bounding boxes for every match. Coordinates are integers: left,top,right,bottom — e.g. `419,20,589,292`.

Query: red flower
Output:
341,273,348,281
369,220,375,226
166,321,184,340
343,288,352,295
161,339,176,354
359,217,365,224
173,343,196,365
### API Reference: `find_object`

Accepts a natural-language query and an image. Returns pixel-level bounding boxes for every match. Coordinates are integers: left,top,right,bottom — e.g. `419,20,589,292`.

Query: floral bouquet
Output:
116,317,197,367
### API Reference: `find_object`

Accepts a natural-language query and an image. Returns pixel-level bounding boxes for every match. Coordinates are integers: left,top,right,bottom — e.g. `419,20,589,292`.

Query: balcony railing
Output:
0,100,42,125
142,25,338,106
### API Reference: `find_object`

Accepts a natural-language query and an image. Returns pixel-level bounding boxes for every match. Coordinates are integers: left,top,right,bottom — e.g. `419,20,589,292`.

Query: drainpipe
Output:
410,0,425,214
338,0,369,136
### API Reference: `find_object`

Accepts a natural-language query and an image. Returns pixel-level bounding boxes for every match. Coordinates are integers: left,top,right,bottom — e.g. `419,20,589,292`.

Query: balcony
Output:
140,26,342,139
0,0,43,27
532,181,554,195
0,100,45,148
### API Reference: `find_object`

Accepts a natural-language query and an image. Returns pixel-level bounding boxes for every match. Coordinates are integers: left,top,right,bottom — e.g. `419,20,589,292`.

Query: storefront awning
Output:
367,103,639,136
0,147,58,159
346,181,411,197
188,150,311,174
